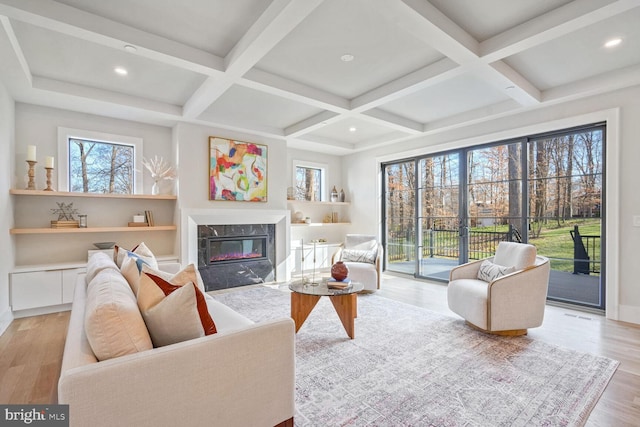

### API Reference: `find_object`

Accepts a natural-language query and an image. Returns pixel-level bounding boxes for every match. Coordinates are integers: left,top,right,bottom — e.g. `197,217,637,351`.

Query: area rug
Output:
211,286,619,427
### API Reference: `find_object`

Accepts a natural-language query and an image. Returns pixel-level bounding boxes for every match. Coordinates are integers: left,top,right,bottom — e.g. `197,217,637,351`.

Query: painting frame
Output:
209,136,268,202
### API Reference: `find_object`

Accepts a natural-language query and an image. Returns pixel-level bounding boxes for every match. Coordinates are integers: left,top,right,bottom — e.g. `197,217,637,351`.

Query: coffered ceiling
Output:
1,0,639,155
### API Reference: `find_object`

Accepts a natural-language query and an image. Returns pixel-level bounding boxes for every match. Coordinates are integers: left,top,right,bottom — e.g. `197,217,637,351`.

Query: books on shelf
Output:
51,220,79,228
128,222,149,227
144,210,155,226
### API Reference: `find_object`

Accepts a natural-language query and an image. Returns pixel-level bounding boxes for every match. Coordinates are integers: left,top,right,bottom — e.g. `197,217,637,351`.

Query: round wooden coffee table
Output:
289,280,364,339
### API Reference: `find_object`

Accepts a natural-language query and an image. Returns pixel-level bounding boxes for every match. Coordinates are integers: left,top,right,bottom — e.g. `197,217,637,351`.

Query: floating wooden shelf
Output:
10,225,177,235
10,189,177,200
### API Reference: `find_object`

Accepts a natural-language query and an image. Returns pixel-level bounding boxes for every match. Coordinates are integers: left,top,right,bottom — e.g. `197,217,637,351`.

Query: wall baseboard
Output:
618,304,640,325
0,307,14,337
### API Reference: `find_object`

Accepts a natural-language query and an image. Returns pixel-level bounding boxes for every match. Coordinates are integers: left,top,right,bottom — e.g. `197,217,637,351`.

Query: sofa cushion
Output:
120,252,156,295
477,259,516,282
84,269,153,361
137,271,217,347
85,252,119,283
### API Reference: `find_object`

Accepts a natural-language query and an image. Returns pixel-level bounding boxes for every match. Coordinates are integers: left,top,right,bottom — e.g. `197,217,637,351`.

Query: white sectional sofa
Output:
58,252,295,427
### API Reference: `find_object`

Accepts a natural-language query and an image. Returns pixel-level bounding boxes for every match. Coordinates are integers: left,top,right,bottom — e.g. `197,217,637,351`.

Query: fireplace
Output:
197,224,276,291
206,235,268,265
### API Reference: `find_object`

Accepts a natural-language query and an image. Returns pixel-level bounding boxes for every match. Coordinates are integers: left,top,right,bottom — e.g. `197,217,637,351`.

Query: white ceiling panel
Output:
12,20,206,105
378,73,511,123
503,8,640,91
429,0,573,41
256,0,444,99
54,0,272,57
306,116,409,145
198,85,324,130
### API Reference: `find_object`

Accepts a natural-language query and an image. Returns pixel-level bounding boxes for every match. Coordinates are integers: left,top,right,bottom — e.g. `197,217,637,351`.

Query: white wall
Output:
345,84,640,324
0,81,15,334
14,103,173,194
173,123,288,211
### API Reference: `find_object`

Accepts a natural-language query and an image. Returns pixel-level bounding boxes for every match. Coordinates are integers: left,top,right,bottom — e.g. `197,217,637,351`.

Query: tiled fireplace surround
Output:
181,209,291,290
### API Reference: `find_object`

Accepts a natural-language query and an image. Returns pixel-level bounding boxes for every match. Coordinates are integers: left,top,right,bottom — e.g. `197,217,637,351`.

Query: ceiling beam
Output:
359,109,423,135
0,16,31,86
350,58,462,112
183,0,325,119
385,0,480,64
285,111,341,138
241,68,350,113
480,0,640,63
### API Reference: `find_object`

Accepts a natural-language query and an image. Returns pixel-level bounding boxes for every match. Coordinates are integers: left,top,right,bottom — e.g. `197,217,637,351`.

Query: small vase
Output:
331,261,349,281
151,180,160,195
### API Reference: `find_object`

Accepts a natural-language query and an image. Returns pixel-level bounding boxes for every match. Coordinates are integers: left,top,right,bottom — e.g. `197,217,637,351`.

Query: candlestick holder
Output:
26,160,37,190
44,167,54,191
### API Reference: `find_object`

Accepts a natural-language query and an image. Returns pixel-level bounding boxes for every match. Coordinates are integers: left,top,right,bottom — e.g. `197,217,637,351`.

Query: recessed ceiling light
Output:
341,54,355,62
124,44,137,52
604,38,622,48
349,126,357,132
114,67,128,76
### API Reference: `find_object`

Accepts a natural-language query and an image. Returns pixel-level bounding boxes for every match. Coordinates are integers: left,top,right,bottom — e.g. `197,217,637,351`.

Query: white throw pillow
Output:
477,259,516,282
341,249,377,264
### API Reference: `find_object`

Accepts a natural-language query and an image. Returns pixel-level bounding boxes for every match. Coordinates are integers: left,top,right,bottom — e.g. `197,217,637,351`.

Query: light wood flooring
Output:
1,273,639,426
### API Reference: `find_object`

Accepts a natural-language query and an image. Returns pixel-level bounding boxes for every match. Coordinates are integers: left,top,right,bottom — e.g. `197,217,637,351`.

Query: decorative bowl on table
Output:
93,242,116,249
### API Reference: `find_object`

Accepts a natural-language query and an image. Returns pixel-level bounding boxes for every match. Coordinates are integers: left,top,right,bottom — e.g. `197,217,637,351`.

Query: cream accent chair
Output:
447,242,550,336
332,234,383,292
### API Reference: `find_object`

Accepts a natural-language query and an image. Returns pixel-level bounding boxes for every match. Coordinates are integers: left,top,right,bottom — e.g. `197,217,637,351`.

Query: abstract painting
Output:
209,137,267,201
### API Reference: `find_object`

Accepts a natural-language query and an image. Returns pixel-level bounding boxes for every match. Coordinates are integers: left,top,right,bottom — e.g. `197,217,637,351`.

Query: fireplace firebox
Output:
197,224,275,291
207,235,268,265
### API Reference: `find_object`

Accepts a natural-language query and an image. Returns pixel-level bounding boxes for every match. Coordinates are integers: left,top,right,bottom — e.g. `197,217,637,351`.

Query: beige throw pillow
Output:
114,242,158,269
84,269,153,361
137,271,217,347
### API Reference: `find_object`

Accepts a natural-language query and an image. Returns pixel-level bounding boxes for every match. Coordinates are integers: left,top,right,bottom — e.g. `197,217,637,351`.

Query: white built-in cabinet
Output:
11,266,85,311
9,189,178,315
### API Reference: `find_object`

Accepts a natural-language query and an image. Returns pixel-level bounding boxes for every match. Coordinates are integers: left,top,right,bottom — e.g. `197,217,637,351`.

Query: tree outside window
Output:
295,165,323,201
68,138,134,194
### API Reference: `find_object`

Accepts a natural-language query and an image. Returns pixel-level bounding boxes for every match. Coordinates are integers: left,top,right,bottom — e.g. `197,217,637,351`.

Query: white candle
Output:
26,145,36,162
45,156,54,168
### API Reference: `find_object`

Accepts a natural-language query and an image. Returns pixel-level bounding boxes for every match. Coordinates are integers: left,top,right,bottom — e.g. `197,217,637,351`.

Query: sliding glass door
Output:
382,124,605,310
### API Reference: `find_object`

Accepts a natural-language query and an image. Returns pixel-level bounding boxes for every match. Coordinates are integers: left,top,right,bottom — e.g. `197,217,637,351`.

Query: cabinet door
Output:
62,268,85,304
11,271,62,310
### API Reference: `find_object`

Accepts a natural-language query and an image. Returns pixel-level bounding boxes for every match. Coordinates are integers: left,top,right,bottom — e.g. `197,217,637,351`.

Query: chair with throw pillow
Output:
447,241,550,336
331,234,383,292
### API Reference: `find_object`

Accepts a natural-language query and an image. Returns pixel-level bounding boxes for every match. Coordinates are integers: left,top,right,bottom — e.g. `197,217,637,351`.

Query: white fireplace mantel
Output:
180,208,291,282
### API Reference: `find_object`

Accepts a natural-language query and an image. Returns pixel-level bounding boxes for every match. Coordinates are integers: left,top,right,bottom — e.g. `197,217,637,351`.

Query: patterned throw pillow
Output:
114,242,157,269
137,271,217,347
341,249,377,264
477,259,516,282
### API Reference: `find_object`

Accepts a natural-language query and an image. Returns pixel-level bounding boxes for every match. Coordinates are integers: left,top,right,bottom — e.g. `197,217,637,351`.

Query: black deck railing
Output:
387,225,519,262
570,225,600,274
